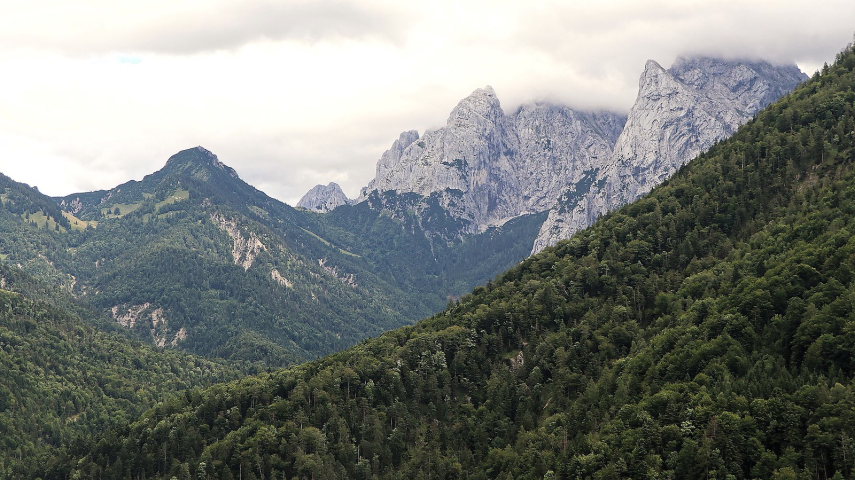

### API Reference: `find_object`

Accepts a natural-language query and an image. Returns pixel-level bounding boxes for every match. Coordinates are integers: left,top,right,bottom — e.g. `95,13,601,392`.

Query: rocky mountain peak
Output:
359,131,421,199
392,130,420,152
636,59,687,102
356,83,626,236
447,86,503,127
297,182,352,212
642,59,666,75
531,56,807,253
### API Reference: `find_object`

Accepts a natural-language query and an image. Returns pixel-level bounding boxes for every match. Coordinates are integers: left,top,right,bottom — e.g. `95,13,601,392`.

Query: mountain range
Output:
0,56,805,368
0,56,803,371
0,49,824,478
0,145,544,367
67,43,855,479
301,57,806,254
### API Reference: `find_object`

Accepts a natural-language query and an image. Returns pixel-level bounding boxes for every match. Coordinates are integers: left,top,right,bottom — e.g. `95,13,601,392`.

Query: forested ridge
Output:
64,44,855,479
0,144,544,367
0,265,240,478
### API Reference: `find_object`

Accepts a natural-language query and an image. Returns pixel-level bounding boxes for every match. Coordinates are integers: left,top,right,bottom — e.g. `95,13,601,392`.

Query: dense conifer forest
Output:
61,43,855,480
0,265,240,478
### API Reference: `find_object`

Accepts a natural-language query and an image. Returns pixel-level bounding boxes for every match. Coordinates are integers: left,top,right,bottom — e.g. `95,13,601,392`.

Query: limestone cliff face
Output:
297,182,352,213
306,56,805,253
530,57,807,252
608,57,806,203
357,86,625,235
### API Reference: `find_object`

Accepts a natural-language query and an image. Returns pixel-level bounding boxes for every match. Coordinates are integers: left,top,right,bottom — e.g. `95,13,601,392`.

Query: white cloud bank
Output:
0,0,853,204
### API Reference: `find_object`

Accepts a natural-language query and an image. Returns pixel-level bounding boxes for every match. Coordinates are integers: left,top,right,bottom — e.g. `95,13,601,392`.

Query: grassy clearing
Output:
62,211,97,231
299,227,361,257
155,188,189,211
249,205,269,219
22,211,64,232
100,202,142,218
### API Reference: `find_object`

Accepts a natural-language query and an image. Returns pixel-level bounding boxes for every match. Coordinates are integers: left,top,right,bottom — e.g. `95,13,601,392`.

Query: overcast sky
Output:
0,1,853,204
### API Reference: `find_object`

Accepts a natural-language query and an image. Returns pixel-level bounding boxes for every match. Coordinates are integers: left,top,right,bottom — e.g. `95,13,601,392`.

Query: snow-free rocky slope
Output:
297,182,352,212
358,86,626,238
323,57,805,252
532,56,807,251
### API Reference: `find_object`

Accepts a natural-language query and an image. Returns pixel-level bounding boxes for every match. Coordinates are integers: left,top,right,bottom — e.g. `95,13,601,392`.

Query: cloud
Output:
0,0,404,55
0,0,853,205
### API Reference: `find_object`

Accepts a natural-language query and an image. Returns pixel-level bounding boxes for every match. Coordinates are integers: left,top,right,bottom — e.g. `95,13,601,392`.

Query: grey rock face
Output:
358,86,626,235
531,57,806,253
332,56,804,252
362,130,420,196
297,182,352,212
513,105,625,215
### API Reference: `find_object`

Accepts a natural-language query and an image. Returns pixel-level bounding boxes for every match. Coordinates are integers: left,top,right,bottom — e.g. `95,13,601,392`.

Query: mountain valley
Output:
66,43,855,479
2,38,850,480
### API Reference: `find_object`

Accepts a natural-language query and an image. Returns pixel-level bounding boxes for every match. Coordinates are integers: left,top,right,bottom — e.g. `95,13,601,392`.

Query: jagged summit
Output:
642,59,666,74
357,83,626,236
448,86,502,125
297,182,352,212
359,130,420,199
531,56,807,252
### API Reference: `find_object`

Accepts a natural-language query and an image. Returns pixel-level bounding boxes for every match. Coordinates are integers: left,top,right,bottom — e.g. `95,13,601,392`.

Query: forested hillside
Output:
0,145,543,366
70,44,855,479
0,264,240,478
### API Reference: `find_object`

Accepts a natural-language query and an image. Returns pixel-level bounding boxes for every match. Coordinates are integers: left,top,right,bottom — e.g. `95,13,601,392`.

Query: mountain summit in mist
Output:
305,56,806,256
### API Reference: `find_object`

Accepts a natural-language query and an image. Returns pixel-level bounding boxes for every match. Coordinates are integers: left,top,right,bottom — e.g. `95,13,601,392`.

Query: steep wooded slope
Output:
0,265,239,478
70,46,855,479
1,147,541,366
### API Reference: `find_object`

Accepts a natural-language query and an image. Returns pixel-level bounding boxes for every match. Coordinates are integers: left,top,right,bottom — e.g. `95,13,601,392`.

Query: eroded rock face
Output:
297,183,352,212
317,56,803,254
111,303,152,328
170,327,187,347
358,86,625,235
110,303,187,347
363,130,420,195
608,57,806,204
58,197,84,214
211,213,267,270
530,57,807,252
318,258,357,288
271,268,293,288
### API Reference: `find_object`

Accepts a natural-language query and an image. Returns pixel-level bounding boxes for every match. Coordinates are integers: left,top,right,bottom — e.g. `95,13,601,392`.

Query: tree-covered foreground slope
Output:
74,48,855,478
0,265,240,478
